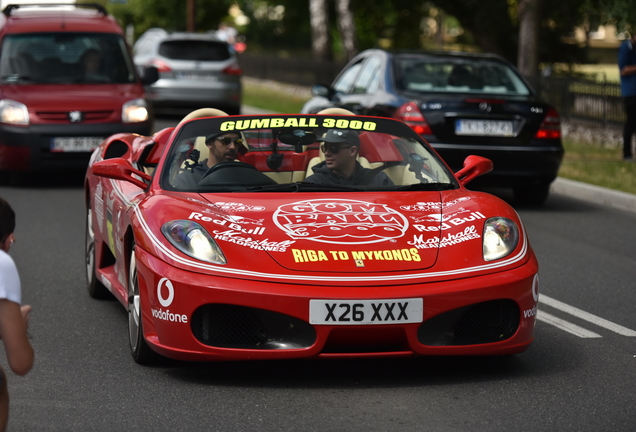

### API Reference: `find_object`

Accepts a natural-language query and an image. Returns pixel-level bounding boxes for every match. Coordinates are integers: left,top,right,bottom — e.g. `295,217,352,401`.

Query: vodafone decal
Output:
152,278,187,324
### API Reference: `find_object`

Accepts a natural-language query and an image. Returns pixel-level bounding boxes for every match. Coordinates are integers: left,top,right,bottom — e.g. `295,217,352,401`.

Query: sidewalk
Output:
551,177,636,214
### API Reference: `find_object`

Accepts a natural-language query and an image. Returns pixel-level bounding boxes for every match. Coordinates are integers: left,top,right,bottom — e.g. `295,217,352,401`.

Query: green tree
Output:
582,0,636,32
108,0,235,40
235,0,314,53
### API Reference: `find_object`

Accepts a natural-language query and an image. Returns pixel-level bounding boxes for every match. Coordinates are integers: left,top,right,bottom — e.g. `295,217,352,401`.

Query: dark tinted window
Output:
0,32,136,84
353,56,382,94
158,40,230,61
333,60,363,93
395,56,531,96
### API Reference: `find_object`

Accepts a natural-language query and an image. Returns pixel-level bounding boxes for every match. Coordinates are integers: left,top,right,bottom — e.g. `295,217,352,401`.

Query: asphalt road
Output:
0,115,634,431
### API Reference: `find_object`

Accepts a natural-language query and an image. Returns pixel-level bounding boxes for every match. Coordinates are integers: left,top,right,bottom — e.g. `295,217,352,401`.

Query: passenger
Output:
305,129,393,186
173,132,243,188
80,49,102,79
0,197,34,432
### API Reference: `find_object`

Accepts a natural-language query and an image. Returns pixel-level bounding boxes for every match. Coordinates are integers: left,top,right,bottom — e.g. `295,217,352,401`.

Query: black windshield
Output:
0,33,136,84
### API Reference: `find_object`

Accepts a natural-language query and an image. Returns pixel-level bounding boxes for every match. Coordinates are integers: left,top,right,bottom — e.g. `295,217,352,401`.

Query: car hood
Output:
135,190,527,284
0,84,144,111
143,192,449,274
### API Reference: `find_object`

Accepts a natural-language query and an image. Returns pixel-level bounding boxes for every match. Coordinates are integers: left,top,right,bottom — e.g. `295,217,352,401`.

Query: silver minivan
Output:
133,28,242,115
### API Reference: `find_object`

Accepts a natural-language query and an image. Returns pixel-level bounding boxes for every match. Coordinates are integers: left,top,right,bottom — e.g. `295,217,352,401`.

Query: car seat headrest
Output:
178,108,229,125
317,108,355,115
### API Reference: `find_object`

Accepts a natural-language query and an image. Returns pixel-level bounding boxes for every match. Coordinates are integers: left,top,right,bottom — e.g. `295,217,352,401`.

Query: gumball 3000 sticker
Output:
274,199,408,245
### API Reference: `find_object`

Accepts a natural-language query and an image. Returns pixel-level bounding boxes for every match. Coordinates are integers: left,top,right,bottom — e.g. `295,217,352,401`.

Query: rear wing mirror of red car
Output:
92,158,152,189
454,155,493,186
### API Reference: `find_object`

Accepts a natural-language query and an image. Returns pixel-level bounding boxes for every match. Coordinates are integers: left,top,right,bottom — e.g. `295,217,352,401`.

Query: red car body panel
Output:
85,113,539,363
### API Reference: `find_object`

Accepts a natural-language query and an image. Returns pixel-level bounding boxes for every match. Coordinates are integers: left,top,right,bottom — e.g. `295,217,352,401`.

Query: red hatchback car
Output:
0,3,157,181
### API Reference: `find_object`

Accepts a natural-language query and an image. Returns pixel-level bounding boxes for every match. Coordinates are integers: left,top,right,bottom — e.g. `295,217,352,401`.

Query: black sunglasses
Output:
321,143,352,154
216,136,243,146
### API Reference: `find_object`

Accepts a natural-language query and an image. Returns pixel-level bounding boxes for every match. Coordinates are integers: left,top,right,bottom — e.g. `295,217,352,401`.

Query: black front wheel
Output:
128,243,159,364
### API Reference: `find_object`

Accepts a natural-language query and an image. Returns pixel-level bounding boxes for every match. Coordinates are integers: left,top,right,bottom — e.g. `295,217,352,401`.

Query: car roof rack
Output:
2,3,108,17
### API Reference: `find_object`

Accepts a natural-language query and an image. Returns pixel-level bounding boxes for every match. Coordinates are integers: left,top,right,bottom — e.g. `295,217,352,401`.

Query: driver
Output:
173,132,243,188
305,129,393,186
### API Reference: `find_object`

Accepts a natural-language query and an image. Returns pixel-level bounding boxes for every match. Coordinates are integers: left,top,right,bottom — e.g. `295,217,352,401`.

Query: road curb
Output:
552,177,636,214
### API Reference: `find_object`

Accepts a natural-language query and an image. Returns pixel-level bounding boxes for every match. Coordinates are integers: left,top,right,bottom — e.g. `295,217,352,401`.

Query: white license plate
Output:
309,298,423,325
175,72,217,81
456,119,514,137
51,137,103,152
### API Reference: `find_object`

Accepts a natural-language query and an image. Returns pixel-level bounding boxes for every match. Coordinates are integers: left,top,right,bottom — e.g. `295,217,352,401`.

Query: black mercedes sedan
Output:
301,49,564,205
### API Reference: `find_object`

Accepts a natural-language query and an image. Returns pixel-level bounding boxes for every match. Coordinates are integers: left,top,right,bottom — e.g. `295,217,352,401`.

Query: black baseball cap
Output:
317,129,360,147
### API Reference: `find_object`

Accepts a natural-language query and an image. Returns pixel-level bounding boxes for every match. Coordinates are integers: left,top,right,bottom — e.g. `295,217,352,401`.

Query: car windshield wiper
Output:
247,182,360,192
396,183,456,191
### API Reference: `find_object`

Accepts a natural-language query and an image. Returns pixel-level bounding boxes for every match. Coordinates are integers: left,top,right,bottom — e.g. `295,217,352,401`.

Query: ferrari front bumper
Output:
135,247,539,361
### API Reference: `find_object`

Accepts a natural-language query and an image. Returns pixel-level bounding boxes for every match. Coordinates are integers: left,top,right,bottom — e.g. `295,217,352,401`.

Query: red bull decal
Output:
412,211,485,231
274,199,408,245
189,212,265,235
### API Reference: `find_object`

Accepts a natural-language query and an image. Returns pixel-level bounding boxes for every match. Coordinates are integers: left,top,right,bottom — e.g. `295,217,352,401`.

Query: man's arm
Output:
618,41,636,76
0,300,33,376
621,64,636,76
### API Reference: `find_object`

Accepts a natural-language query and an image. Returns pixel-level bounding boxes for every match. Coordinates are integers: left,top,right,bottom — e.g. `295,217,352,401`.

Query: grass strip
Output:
560,139,636,195
243,77,310,114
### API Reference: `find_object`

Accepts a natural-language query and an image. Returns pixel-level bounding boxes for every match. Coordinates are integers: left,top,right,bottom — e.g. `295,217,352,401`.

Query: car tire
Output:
128,243,159,364
85,207,111,299
513,182,551,206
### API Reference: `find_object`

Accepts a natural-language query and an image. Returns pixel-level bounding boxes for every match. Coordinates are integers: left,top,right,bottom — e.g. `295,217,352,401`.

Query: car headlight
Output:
122,98,149,123
482,217,519,261
161,220,227,264
0,99,29,125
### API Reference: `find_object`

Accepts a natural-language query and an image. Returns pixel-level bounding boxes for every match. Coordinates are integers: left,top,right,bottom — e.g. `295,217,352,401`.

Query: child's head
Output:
0,197,15,248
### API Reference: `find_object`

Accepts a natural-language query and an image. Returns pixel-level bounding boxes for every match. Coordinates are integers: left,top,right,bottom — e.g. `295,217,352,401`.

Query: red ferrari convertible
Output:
84,109,539,364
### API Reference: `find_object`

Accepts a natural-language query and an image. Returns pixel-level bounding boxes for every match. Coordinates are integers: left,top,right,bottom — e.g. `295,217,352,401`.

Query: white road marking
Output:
540,294,636,337
537,310,602,338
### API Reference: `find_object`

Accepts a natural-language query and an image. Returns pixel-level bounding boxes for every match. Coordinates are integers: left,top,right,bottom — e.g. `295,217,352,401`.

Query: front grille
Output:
322,326,410,354
191,304,315,349
418,299,520,346
36,110,115,122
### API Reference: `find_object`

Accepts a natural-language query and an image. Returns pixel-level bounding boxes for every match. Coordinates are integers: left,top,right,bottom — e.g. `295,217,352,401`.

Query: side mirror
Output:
140,65,159,85
92,158,152,189
311,84,330,98
455,155,493,186
311,84,342,101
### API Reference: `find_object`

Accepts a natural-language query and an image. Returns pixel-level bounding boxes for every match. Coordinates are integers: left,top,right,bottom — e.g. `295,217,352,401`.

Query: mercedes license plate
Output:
51,137,103,152
309,298,423,325
456,119,514,137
